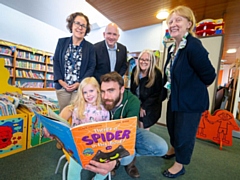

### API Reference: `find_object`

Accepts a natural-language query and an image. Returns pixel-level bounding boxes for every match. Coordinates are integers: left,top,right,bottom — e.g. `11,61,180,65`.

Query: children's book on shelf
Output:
0,94,18,116
34,109,137,168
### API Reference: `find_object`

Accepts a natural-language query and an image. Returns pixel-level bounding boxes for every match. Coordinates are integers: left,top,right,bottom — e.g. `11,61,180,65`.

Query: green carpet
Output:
0,125,239,180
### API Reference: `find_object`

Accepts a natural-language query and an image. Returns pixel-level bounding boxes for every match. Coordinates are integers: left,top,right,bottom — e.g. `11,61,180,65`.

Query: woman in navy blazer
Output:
53,12,96,112
161,6,216,178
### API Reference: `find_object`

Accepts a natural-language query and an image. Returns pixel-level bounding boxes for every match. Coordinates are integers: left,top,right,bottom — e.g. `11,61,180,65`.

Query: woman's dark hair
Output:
66,12,91,36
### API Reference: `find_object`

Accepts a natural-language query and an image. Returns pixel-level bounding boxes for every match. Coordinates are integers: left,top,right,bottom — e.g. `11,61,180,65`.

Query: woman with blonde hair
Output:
161,6,215,178
130,49,163,129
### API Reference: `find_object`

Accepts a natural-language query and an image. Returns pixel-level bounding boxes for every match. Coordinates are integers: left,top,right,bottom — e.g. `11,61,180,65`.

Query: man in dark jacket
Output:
85,72,168,178
93,23,128,83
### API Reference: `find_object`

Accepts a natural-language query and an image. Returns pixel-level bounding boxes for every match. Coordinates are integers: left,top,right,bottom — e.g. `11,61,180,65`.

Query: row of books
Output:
29,93,59,110
0,46,12,56
15,81,44,88
16,61,46,70
6,67,13,76
46,56,53,65
4,57,12,66
17,51,45,63
46,74,53,80
0,94,18,116
46,82,55,88
47,66,53,72
0,92,42,116
15,70,44,79
49,56,53,64
0,92,59,116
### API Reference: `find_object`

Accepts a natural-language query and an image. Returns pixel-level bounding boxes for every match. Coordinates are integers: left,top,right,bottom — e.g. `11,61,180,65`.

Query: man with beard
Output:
85,71,168,178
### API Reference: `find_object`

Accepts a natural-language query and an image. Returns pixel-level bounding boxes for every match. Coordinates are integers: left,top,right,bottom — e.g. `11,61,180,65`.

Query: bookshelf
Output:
0,39,54,91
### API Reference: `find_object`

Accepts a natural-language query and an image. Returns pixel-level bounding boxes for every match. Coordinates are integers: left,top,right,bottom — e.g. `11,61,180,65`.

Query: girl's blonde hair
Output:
166,6,196,36
133,49,160,88
71,77,102,119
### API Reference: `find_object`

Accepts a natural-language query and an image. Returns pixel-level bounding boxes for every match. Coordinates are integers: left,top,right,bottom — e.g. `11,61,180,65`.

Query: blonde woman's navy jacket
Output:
162,34,216,112
53,37,96,90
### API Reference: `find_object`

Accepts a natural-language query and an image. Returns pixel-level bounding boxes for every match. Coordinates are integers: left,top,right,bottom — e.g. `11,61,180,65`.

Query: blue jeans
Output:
135,128,168,156
120,128,168,166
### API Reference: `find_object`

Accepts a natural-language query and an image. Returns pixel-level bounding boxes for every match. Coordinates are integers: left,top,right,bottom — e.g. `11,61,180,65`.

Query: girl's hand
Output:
42,127,54,139
140,108,146,117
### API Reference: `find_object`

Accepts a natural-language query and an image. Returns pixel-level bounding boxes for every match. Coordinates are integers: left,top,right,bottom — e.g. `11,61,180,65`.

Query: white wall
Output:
0,3,164,54
86,23,164,52
0,3,70,53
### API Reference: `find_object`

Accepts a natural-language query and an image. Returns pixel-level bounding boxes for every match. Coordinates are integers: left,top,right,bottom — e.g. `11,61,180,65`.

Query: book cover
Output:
34,111,137,168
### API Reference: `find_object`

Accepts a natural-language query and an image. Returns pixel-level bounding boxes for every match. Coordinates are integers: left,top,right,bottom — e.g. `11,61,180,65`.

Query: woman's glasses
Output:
139,58,150,63
73,21,87,29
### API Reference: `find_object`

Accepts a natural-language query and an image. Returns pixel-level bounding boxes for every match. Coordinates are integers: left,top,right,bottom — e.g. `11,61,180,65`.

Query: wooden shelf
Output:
15,77,44,80
16,67,46,72
20,88,55,91
0,39,54,90
16,57,45,64
4,64,13,67
0,53,12,57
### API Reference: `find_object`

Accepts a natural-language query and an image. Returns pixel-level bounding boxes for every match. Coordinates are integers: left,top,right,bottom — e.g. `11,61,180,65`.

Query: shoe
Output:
125,157,140,178
162,166,185,178
161,154,175,159
111,170,116,177
56,142,62,150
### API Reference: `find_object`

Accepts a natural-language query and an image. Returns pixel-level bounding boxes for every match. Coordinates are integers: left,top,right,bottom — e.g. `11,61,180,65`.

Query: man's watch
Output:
114,159,120,170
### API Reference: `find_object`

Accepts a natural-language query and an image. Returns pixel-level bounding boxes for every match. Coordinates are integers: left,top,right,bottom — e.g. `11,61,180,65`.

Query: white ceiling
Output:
0,0,111,32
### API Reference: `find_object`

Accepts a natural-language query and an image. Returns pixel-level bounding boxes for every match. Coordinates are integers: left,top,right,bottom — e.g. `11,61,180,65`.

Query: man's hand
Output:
85,160,116,176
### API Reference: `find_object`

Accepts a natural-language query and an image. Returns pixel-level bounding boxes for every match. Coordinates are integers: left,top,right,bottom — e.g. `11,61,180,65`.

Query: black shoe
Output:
161,154,175,159
162,166,185,178
125,157,140,178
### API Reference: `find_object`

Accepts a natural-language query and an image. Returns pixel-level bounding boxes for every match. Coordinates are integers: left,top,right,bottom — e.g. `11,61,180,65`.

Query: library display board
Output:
0,112,28,158
158,35,223,125
0,62,56,157
18,106,53,149
0,39,54,90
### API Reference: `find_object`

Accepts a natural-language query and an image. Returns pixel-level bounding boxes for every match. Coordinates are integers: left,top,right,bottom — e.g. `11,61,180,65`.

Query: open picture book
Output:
34,108,137,168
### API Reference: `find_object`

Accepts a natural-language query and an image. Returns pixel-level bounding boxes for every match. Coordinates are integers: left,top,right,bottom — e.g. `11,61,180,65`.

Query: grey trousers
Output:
56,88,77,112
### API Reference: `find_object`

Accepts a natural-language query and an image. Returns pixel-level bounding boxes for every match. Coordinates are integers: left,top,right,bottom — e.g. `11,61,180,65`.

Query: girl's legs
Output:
68,157,82,180
93,173,108,180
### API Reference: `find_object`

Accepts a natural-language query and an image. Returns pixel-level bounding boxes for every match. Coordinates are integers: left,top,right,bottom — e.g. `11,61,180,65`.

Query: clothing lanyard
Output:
69,38,84,68
170,50,179,72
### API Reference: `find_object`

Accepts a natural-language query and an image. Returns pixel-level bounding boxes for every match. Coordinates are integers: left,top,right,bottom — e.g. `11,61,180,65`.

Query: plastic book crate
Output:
0,112,27,158
18,106,52,149
53,108,60,115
